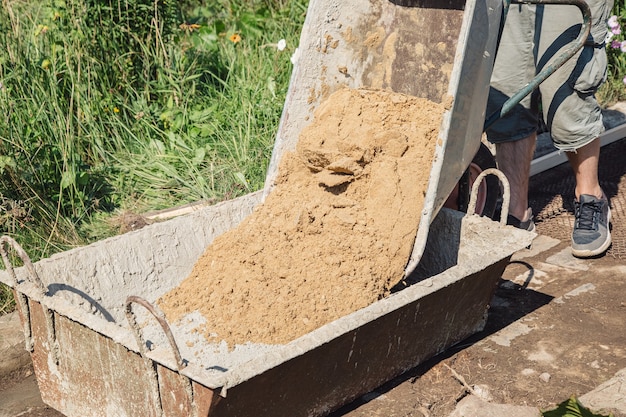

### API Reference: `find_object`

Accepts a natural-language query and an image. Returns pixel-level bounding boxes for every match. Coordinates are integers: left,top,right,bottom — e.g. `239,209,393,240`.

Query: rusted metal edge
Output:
27,297,220,417
0,248,232,391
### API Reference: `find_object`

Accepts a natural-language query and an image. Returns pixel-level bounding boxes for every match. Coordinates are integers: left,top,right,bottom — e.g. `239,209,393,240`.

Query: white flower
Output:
606,31,615,43
290,47,300,65
277,39,287,51
608,15,619,29
623,75,626,85
620,40,626,53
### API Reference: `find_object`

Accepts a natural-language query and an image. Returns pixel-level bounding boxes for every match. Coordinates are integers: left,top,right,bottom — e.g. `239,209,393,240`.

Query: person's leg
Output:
565,137,603,200
486,3,538,231
565,137,611,257
536,0,612,257
495,132,536,223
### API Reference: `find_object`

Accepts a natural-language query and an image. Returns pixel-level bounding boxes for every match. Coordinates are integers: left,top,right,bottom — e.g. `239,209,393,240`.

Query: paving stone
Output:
579,368,626,416
448,395,541,417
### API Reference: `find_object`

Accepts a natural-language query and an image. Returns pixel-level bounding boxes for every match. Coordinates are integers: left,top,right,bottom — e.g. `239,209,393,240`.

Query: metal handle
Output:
0,236,58,362
467,168,511,225
125,295,187,370
484,0,592,130
0,235,46,294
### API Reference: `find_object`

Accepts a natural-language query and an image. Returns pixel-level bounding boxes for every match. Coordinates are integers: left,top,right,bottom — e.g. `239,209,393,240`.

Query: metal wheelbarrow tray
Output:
0,194,533,417
265,0,504,274
0,0,537,415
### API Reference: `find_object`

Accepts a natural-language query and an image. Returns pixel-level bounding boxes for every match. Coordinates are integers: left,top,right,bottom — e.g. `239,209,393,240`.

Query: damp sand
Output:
158,88,445,347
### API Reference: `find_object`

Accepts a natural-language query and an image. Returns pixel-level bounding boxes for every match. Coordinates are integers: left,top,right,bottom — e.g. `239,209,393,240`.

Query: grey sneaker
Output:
571,194,611,258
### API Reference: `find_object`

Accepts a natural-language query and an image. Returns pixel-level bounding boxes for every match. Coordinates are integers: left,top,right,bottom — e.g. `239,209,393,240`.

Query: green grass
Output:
0,282,14,315
0,0,307,309
542,395,613,417
0,0,306,244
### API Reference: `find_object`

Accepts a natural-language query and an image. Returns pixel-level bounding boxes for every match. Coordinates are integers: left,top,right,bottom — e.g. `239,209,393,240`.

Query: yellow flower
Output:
40,59,51,70
35,24,49,36
229,33,241,44
113,107,120,113
179,22,201,32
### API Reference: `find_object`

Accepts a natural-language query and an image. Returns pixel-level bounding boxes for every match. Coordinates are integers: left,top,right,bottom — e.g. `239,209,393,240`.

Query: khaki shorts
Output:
486,0,612,151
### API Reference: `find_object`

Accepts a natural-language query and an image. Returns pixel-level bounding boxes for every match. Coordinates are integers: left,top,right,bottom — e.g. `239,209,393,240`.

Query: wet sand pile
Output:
158,88,445,347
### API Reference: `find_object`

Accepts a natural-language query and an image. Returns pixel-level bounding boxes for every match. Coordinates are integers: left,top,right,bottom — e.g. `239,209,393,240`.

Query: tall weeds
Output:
0,0,306,259
0,0,306,309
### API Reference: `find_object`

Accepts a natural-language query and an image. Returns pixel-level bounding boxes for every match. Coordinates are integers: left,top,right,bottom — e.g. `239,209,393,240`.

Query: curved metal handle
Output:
0,235,46,295
468,168,511,225
0,236,58,362
125,295,187,370
484,0,592,130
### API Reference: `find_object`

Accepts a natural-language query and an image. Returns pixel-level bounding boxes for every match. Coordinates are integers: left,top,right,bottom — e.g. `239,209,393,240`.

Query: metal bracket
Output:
468,168,511,225
125,295,186,370
0,236,59,363
125,295,195,417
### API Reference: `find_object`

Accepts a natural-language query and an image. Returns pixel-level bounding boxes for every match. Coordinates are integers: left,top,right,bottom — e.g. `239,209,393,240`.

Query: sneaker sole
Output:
571,208,612,258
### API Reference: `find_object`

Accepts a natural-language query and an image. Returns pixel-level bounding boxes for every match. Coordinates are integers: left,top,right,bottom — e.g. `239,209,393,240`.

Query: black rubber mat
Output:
529,138,626,259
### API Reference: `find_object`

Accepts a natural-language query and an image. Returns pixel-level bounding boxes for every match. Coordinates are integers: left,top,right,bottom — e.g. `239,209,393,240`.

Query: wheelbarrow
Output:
0,0,589,416
264,0,591,276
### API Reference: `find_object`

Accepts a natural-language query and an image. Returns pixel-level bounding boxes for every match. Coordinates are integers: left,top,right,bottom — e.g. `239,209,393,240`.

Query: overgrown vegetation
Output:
0,0,306,314
0,281,12,314
599,0,626,105
0,0,305,251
